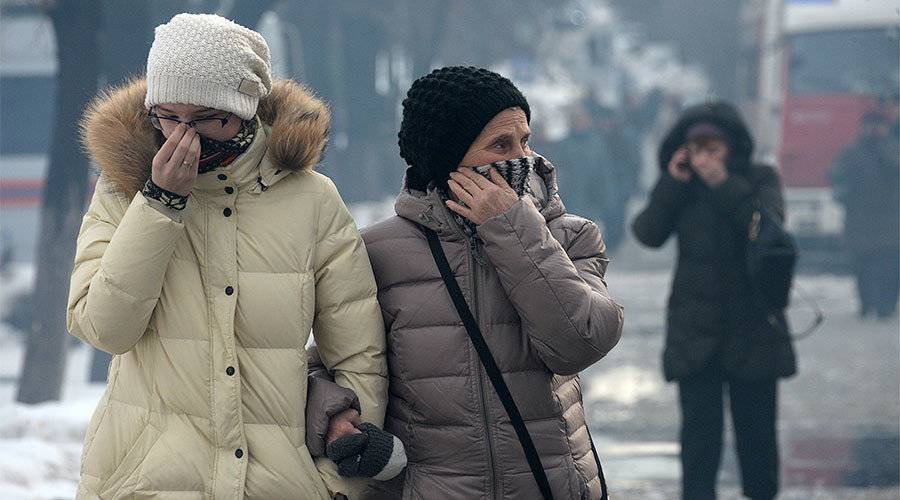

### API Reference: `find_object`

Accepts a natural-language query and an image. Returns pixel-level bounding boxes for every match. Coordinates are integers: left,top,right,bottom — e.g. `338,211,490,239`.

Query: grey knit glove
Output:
326,423,407,481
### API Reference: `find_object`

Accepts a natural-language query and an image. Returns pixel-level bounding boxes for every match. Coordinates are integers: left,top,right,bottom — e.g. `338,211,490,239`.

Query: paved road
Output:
582,262,900,499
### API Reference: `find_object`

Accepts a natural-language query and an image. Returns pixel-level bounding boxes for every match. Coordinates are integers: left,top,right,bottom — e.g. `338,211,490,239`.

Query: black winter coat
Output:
830,135,900,254
632,102,797,381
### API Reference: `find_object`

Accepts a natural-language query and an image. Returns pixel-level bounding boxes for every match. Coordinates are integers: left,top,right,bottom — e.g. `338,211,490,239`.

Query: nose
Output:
510,143,528,159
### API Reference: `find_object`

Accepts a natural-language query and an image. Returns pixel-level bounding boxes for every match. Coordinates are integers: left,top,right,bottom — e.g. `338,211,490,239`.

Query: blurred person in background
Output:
354,66,624,499
598,105,642,252
632,101,797,500
67,13,388,499
830,110,900,320
555,104,614,241
555,102,638,254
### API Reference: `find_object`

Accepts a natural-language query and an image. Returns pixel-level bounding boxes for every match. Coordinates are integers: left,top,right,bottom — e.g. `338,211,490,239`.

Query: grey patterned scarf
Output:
439,155,547,240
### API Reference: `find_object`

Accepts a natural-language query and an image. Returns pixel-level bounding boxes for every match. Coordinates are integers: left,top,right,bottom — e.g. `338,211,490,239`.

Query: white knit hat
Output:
145,13,272,120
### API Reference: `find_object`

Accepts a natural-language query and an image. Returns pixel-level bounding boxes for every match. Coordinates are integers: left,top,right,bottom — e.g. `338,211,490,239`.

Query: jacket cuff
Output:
477,197,543,242
144,195,188,223
305,376,362,457
708,174,754,215
142,178,189,222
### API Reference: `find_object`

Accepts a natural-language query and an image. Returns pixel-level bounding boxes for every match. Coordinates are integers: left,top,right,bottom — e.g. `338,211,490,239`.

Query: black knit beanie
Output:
398,66,531,191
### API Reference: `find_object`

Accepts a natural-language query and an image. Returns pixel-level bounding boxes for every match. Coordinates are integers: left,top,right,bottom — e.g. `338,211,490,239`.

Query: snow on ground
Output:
0,322,103,499
0,263,106,498
0,400,95,499
0,369,103,498
0,264,33,325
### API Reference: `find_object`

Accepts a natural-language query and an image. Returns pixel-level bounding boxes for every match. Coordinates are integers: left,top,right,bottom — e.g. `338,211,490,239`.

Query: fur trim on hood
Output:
80,78,330,195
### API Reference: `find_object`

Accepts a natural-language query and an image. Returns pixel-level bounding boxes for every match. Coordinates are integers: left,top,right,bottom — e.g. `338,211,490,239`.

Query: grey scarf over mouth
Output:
437,155,550,241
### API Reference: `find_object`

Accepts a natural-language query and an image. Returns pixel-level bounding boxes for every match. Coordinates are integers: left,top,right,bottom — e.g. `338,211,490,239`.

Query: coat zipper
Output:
470,244,498,499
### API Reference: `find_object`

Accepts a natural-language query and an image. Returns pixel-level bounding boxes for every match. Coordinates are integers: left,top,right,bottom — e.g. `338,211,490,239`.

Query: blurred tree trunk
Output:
87,0,153,383
17,0,102,404
100,1,152,86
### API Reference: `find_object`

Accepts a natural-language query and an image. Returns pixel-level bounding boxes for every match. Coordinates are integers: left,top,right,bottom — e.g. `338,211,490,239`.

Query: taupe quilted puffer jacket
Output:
361,158,624,499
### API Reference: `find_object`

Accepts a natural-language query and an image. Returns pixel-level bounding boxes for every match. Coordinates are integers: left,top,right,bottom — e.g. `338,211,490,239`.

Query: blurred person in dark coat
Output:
830,111,900,319
555,103,637,253
598,106,641,252
632,101,796,500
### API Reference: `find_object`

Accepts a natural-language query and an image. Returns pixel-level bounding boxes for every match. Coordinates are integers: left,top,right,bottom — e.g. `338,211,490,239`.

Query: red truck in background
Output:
752,0,899,258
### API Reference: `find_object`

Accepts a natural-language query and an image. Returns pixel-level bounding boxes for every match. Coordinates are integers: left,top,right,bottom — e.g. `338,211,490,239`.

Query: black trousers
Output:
678,367,779,500
853,249,900,317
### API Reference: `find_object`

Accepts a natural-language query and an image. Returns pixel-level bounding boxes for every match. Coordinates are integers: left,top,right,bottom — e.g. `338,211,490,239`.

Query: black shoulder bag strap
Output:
423,226,609,500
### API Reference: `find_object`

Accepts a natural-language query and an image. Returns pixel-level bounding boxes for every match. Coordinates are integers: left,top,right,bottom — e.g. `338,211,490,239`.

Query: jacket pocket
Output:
99,422,163,498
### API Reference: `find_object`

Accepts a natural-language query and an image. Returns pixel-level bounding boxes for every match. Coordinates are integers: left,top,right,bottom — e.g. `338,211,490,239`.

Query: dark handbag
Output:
746,203,825,339
746,202,797,313
422,226,609,500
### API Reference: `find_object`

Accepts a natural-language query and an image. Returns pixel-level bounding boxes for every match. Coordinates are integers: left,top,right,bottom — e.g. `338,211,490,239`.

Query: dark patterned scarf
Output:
198,117,258,174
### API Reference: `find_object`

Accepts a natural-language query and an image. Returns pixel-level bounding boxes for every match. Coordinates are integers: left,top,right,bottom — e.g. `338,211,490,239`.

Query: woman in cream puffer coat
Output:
68,13,386,500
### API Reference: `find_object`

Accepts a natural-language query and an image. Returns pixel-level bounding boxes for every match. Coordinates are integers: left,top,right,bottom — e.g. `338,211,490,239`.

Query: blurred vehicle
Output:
755,0,899,256
0,3,56,262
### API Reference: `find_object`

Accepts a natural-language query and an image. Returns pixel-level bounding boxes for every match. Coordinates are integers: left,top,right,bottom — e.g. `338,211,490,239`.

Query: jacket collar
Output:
81,78,330,195
190,117,274,193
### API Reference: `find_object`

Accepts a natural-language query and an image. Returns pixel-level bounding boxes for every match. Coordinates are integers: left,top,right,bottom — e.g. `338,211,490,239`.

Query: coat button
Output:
226,366,235,376
223,208,232,217
235,448,244,459
225,286,234,296
217,174,227,181
225,186,234,194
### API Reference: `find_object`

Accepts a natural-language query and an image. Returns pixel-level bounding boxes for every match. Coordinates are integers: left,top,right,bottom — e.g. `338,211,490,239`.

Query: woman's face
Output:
151,103,242,141
459,107,531,168
687,138,730,164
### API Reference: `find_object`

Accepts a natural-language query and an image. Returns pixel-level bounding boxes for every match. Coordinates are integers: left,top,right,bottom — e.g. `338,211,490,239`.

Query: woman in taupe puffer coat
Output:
359,66,624,499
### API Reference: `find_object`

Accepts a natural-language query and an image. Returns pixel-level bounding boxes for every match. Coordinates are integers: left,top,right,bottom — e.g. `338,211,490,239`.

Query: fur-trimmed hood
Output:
80,78,330,195
658,100,754,174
